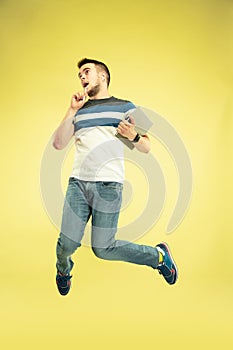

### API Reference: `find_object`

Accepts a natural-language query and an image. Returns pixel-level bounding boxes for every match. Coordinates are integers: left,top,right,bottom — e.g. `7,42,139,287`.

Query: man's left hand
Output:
116,116,137,141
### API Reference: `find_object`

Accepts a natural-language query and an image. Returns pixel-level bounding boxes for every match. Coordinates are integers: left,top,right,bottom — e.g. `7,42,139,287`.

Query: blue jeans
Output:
56,177,159,274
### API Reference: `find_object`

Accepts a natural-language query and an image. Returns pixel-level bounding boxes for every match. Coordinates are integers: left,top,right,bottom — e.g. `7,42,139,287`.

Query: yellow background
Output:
1,0,233,349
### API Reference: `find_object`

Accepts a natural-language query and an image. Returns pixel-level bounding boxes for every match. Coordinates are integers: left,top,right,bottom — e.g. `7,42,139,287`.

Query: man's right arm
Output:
52,90,87,150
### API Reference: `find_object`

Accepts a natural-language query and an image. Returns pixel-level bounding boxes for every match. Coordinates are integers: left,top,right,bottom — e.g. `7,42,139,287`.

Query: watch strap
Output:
132,133,141,143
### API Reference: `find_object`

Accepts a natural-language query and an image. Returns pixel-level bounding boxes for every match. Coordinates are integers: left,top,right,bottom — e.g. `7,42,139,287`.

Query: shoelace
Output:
157,264,173,277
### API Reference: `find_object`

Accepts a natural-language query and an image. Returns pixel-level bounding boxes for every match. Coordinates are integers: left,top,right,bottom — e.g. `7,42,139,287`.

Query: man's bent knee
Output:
92,247,110,260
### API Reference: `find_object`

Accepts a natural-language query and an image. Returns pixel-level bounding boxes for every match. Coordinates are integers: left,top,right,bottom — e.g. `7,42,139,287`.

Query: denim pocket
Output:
94,182,123,206
101,182,123,190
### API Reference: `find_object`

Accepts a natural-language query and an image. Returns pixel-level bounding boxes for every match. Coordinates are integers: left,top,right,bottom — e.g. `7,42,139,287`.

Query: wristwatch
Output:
132,133,141,143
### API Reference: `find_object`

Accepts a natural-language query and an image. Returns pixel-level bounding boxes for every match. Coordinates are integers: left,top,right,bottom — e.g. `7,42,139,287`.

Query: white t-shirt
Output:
71,96,136,183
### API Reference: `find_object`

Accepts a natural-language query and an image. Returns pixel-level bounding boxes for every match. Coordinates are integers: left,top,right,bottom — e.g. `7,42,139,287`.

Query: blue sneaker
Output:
156,243,178,285
56,272,72,295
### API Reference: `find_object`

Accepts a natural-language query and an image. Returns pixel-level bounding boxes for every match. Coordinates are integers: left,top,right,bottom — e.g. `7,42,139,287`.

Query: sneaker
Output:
156,242,178,285
56,272,72,295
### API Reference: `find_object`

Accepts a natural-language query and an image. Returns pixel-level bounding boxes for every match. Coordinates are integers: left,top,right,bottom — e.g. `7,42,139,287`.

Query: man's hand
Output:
70,88,88,111
52,88,88,150
116,115,151,153
116,116,137,141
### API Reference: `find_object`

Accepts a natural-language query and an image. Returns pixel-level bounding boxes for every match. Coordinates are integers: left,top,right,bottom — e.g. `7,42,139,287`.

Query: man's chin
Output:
88,84,100,98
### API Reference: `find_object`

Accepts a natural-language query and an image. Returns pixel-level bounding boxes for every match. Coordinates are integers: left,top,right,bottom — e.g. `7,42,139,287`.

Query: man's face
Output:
78,63,102,97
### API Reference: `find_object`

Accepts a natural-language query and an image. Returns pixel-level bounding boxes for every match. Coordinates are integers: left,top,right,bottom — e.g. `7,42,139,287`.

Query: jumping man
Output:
53,58,178,295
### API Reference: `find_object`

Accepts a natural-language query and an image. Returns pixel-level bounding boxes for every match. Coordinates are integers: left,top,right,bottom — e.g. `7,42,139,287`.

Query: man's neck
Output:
89,88,111,100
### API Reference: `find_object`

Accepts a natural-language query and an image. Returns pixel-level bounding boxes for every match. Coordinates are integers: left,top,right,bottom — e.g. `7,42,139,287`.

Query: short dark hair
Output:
77,58,111,87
